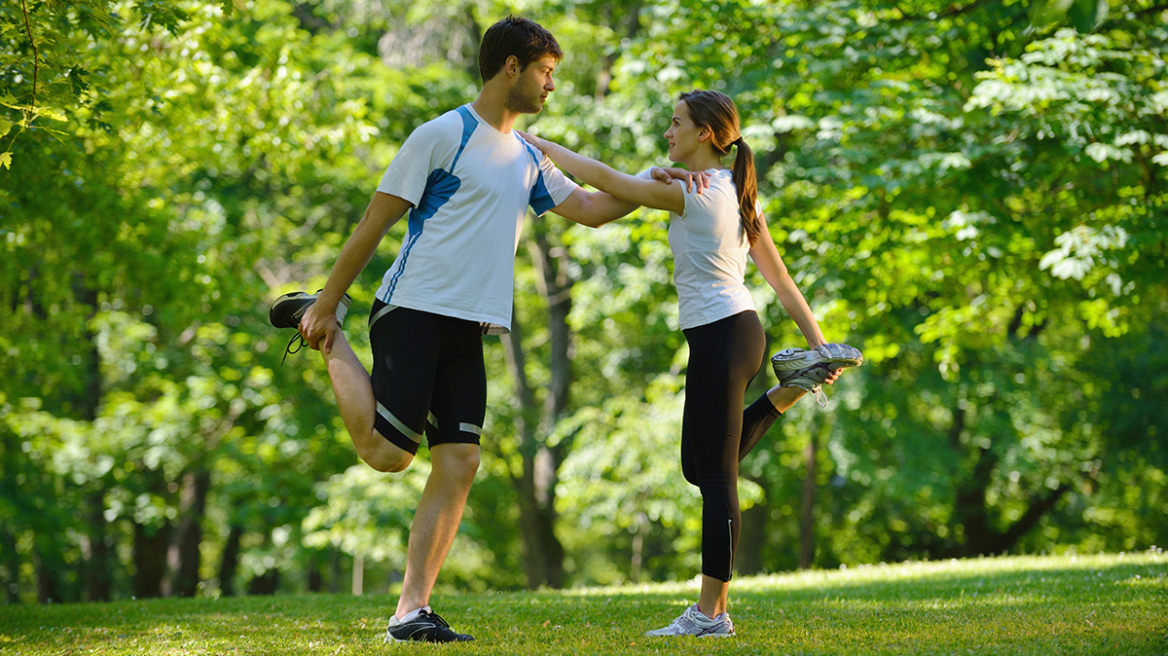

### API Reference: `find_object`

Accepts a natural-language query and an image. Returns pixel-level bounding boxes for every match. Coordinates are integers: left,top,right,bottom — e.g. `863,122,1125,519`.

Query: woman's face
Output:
664,100,706,163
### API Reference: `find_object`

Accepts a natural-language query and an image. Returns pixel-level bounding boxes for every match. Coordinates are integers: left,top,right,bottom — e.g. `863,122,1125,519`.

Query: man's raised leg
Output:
322,331,413,473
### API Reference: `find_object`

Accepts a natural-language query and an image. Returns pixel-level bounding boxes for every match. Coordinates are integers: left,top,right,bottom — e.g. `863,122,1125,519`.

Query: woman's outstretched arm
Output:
749,210,828,348
520,131,686,215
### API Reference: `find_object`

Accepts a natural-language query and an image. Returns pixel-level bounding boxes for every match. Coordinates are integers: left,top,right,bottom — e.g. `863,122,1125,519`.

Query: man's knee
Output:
359,438,414,473
433,443,480,481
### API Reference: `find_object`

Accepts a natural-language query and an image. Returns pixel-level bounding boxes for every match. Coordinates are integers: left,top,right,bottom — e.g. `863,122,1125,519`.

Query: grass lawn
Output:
1,551,1165,655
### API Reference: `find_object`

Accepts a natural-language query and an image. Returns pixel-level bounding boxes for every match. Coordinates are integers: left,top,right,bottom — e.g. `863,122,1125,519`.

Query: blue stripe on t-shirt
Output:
382,110,479,304
451,107,478,170
520,139,557,215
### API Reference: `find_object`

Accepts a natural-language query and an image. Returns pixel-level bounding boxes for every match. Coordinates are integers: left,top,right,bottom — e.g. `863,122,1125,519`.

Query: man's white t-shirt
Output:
668,168,756,330
375,104,578,333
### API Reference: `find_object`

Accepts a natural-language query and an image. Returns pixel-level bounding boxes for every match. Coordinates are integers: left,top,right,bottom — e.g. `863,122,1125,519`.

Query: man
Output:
268,15,650,643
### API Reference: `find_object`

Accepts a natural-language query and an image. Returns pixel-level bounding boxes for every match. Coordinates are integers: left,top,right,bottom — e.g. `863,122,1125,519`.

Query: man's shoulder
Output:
409,106,470,139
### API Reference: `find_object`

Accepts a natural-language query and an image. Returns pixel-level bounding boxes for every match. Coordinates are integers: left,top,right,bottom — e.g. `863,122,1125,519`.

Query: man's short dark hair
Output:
478,15,563,82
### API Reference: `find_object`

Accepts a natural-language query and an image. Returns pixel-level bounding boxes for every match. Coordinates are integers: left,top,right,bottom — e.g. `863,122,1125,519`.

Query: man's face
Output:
506,55,558,114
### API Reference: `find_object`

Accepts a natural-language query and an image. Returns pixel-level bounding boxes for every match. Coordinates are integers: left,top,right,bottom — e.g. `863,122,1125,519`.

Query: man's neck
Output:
470,92,518,133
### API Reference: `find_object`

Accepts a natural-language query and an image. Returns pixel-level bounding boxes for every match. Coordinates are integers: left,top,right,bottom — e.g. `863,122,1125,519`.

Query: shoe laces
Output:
282,332,307,365
810,384,827,407
421,610,452,629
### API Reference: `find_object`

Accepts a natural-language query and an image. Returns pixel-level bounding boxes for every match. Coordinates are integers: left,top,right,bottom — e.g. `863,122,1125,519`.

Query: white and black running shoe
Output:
268,289,352,364
645,604,735,637
268,289,352,329
386,607,474,643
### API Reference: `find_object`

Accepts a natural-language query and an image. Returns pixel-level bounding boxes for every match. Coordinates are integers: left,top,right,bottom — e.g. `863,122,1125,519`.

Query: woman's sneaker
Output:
386,607,474,643
770,343,863,380
771,343,863,407
645,605,735,637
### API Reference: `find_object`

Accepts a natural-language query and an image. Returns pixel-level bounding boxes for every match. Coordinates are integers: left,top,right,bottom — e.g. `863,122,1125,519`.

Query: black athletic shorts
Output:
368,300,486,455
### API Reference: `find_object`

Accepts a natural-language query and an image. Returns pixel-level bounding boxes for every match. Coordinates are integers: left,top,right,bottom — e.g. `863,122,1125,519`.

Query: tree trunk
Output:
168,468,211,597
799,434,818,570
942,404,1069,557
217,524,243,597
735,485,770,575
351,554,364,596
502,319,566,590
78,283,111,601
631,512,646,582
594,1,644,100
132,520,172,598
85,490,112,601
953,443,997,554
1,527,18,604
34,550,61,604
306,555,324,593
248,569,280,595
500,222,576,589
329,548,342,593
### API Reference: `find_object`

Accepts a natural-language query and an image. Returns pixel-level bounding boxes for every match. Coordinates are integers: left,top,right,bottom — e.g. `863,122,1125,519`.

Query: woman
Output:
521,90,862,636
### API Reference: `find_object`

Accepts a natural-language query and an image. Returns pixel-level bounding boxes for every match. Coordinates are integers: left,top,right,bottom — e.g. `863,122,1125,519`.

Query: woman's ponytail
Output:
731,137,760,247
679,91,762,246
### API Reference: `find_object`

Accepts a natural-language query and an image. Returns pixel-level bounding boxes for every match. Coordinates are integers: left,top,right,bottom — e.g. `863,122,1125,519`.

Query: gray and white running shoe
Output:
770,343,863,380
771,343,863,407
645,605,735,638
784,364,844,407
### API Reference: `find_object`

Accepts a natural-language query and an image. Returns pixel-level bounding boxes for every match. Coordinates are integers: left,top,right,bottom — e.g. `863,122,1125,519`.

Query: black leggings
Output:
680,311,783,582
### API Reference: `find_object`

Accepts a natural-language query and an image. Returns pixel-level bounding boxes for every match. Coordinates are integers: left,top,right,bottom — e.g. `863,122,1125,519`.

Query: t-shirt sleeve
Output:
529,153,580,216
376,121,446,207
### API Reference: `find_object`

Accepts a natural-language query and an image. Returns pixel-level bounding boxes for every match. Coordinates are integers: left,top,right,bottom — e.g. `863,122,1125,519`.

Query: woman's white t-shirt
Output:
667,168,756,330
374,104,579,333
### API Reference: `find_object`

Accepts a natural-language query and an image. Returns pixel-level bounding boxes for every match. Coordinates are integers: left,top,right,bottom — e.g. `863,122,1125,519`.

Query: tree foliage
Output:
1,0,1164,602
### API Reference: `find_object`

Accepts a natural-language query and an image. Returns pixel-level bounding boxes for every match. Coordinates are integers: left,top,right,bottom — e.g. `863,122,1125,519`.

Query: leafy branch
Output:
891,0,996,23
20,0,38,109
1,0,39,168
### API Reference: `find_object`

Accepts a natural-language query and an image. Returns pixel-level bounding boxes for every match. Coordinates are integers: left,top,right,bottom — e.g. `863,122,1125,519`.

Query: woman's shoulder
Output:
681,170,737,212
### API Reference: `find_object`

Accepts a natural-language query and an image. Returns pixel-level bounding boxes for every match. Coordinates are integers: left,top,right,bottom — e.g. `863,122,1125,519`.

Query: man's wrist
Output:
315,289,345,311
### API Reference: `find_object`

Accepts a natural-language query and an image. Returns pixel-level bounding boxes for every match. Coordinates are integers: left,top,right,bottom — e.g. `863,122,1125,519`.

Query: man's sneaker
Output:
645,604,735,638
268,289,352,329
268,290,353,364
386,607,474,643
770,343,863,407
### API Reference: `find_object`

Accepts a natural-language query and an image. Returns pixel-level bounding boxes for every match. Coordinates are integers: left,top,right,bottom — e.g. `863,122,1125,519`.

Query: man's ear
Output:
505,55,521,77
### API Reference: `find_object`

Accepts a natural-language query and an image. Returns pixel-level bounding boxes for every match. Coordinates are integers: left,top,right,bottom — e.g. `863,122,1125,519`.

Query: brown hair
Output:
678,90,761,246
478,15,563,82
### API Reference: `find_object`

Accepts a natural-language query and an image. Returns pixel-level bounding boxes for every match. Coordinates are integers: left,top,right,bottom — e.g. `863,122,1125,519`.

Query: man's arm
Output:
299,192,412,353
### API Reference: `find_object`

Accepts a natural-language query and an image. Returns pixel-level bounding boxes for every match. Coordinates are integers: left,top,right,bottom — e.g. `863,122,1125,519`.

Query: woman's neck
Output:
680,149,724,173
